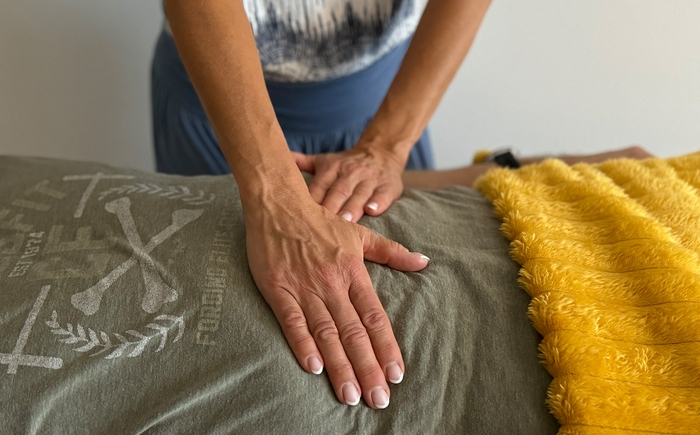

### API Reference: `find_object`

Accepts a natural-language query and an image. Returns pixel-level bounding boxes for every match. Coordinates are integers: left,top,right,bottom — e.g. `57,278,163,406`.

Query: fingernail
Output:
412,252,430,261
307,355,323,375
342,382,361,406
371,387,390,409
367,202,378,211
341,211,353,222
386,361,404,384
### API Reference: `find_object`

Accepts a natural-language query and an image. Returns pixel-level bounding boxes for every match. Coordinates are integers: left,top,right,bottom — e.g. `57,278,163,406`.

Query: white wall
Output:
0,1,161,172
1,1,699,172
432,1,700,168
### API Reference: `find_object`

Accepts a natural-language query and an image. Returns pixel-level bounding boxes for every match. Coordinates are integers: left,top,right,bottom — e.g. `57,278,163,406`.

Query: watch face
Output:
494,152,521,169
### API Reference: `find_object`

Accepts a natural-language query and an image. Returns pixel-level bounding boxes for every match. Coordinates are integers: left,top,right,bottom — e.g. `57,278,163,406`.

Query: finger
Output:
322,176,364,216
292,152,316,174
308,169,339,205
338,181,374,223
364,186,401,217
303,294,362,406
349,268,405,386
325,284,391,409
360,228,430,272
265,289,324,375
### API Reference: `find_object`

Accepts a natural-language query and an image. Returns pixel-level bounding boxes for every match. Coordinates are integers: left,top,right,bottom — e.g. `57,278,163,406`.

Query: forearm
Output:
362,0,492,159
164,0,306,206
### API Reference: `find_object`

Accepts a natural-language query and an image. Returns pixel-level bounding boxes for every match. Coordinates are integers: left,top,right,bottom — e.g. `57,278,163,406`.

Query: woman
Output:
154,0,492,410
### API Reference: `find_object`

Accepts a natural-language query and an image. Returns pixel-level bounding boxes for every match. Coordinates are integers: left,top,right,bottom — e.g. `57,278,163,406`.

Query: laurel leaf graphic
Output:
60,336,81,344
128,337,149,358
146,323,169,352
47,312,185,359
98,183,215,205
73,339,98,353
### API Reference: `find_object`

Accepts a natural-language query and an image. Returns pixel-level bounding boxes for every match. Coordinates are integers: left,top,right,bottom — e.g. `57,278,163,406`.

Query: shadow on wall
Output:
0,1,162,171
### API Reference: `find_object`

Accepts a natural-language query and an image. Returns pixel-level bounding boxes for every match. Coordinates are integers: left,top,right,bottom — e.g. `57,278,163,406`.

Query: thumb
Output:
359,227,429,272
292,151,316,174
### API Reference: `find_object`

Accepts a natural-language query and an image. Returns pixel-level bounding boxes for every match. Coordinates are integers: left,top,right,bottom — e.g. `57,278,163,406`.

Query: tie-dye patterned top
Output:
165,0,428,82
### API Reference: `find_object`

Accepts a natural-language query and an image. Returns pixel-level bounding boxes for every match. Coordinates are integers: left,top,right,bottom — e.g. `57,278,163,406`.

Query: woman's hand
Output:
292,144,406,223
244,192,429,409
165,0,431,409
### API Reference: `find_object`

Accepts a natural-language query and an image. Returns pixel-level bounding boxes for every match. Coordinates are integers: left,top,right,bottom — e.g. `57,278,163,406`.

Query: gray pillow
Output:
0,156,557,434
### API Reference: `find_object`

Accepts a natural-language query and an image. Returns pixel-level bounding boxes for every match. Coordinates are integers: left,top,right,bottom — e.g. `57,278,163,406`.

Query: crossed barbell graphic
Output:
71,197,203,316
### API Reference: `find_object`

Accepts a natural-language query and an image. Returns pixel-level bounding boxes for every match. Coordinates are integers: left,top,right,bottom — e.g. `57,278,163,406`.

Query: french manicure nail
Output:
386,361,404,384
371,387,390,409
307,355,323,375
412,252,430,261
341,211,353,222
342,382,361,406
367,202,378,211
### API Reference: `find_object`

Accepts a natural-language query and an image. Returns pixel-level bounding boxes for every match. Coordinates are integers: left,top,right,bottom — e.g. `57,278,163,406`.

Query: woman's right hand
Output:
164,0,430,407
243,191,429,409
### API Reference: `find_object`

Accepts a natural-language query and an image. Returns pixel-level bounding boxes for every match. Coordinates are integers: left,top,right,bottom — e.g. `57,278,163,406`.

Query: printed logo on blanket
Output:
0,173,221,376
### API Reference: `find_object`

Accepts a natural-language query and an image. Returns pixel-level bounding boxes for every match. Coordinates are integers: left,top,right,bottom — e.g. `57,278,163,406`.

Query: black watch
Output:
484,149,521,169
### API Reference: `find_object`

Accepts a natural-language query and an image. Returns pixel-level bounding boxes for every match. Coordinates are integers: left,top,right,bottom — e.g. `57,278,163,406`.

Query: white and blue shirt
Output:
166,0,428,82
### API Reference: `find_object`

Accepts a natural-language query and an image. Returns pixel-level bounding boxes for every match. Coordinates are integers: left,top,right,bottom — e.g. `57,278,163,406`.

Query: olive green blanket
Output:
0,156,556,434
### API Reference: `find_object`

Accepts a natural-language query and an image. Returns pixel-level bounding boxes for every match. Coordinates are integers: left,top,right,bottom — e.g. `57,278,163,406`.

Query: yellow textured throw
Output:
475,153,700,435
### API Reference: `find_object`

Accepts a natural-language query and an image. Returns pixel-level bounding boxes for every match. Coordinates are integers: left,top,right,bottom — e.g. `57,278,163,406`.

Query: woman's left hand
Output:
292,145,406,222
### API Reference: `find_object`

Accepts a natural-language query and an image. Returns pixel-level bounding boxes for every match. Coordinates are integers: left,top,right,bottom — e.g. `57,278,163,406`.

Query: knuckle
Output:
280,309,307,331
264,270,287,289
340,323,369,348
346,259,369,282
311,319,340,343
352,166,371,177
328,159,341,169
328,184,353,198
327,359,354,376
367,238,407,264
355,362,384,380
388,240,405,256
362,308,387,331
315,263,343,284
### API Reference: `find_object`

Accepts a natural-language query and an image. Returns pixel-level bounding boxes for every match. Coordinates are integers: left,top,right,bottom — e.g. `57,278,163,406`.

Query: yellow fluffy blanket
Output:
475,152,700,435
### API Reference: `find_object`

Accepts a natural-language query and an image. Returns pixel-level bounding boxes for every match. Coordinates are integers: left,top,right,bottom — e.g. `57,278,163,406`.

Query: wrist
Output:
239,173,318,235
214,119,308,209
221,141,310,215
237,162,309,209
355,128,414,168
362,89,428,160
